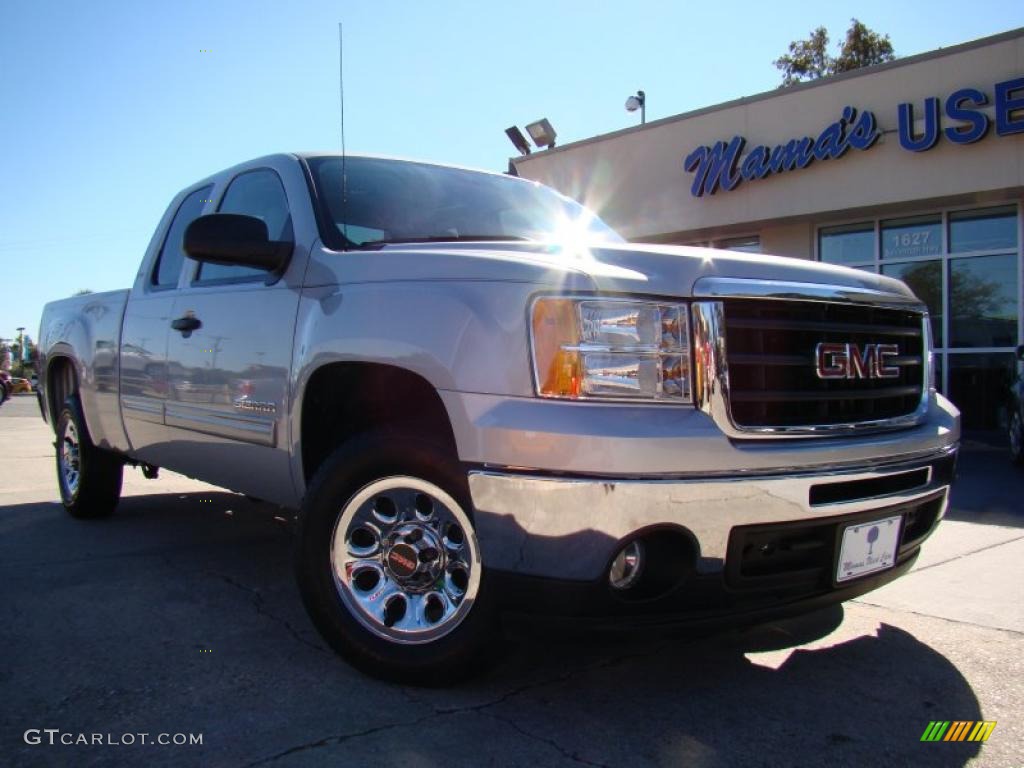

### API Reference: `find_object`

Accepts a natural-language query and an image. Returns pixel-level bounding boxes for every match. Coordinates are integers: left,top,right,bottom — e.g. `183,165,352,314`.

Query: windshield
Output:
307,156,624,249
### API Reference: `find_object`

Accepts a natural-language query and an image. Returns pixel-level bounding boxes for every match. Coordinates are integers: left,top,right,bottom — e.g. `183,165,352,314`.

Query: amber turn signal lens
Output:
532,299,582,397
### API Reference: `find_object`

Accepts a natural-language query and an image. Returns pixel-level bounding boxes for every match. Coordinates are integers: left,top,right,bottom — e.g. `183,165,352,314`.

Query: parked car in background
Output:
9,377,33,394
1008,345,1024,466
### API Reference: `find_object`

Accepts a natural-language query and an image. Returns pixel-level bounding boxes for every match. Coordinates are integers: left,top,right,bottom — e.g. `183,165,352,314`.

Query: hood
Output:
566,242,918,301
305,241,919,302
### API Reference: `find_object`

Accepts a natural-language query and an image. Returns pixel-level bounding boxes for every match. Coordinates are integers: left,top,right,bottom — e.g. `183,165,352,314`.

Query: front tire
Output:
55,396,123,518
294,431,496,685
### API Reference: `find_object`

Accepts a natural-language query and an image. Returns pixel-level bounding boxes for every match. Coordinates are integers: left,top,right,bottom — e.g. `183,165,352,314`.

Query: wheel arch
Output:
297,361,459,486
45,353,80,430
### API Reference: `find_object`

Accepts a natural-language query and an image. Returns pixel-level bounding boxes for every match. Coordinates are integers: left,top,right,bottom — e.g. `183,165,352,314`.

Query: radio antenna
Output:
338,22,349,247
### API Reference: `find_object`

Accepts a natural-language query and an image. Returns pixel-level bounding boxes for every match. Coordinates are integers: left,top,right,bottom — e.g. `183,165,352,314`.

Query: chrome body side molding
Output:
164,401,276,446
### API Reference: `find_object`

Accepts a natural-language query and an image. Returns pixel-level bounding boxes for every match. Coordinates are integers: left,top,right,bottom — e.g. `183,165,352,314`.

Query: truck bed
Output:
38,288,130,450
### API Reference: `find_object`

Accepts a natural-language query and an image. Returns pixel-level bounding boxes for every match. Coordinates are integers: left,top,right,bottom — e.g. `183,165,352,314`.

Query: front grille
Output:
722,299,925,428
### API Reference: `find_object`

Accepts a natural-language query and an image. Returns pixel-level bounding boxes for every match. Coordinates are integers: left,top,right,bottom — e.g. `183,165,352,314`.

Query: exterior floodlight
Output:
505,126,532,156
525,118,557,149
625,90,646,124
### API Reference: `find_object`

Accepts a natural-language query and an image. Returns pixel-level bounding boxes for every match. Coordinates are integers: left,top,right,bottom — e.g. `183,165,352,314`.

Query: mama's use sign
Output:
684,76,1024,198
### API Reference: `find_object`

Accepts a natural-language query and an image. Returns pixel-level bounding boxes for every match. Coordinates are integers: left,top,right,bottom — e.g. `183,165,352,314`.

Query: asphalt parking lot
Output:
1,393,1022,768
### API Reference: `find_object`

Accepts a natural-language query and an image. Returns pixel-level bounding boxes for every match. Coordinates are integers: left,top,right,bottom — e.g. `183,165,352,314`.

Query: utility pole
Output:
209,335,229,371
15,327,25,377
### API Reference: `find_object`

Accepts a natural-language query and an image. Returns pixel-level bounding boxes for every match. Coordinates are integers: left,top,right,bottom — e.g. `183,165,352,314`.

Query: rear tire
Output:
55,396,123,519
294,430,497,685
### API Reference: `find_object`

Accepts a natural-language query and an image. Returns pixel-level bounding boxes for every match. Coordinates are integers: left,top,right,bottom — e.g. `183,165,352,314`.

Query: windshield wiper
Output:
351,234,531,249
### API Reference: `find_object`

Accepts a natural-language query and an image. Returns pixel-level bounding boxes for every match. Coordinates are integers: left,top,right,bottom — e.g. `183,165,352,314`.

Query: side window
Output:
151,186,213,288
197,169,292,282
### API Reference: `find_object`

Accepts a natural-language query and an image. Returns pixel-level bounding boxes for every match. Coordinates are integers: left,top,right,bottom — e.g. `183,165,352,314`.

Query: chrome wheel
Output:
330,476,481,644
60,420,81,498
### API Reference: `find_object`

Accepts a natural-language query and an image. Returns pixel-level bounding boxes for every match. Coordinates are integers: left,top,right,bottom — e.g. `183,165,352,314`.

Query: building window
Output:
949,254,1018,348
949,205,1017,253
948,353,1017,430
819,223,874,265
881,260,943,346
717,236,761,253
881,215,941,260
817,204,1022,430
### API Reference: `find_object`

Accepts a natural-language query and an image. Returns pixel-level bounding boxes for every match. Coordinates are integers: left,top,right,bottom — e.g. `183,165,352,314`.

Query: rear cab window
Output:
151,186,213,289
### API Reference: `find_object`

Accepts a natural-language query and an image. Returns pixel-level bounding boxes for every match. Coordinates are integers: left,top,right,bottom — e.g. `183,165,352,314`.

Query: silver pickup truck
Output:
38,153,960,683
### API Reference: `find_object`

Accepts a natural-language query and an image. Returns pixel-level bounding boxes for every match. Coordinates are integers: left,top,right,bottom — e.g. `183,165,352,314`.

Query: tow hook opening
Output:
608,528,696,602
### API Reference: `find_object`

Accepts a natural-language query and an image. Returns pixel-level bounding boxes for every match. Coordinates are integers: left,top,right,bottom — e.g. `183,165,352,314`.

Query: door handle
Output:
171,315,202,335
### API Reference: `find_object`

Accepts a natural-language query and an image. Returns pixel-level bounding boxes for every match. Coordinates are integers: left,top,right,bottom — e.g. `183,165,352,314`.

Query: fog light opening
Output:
609,541,644,590
607,528,697,602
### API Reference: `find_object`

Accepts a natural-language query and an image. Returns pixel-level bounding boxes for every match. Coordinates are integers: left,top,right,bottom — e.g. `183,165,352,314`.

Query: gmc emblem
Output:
815,342,900,380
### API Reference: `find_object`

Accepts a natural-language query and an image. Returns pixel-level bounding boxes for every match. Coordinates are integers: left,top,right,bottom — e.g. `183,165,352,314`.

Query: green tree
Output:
774,19,895,86
773,26,832,86
835,19,896,73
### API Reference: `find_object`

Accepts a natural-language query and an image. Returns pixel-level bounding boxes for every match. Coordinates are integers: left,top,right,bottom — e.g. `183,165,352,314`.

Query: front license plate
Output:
836,515,902,583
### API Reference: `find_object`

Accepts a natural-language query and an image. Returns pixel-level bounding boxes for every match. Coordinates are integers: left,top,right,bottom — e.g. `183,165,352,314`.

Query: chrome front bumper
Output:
468,446,956,582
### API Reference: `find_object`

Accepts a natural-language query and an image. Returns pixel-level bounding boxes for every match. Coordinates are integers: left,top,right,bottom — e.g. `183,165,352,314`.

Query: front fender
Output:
288,279,547,496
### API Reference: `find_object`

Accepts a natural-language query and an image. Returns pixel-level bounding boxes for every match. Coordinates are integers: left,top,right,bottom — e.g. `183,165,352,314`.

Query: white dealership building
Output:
512,28,1024,430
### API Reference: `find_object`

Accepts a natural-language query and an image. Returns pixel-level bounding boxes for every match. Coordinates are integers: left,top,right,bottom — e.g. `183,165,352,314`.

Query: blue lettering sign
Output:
995,77,1024,135
684,136,745,196
739,145,771,180
944,88,990,144
769,137,815,173
847,109,880,151
683,75,1022,196
684,107,877,197
897,97,940,151
813,106,855,160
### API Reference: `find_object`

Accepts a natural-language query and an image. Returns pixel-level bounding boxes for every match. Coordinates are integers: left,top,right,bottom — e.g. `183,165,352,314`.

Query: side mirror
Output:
184,214,293,272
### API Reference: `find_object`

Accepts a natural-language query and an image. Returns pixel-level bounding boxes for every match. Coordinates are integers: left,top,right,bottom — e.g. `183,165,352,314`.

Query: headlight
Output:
530,296,692,403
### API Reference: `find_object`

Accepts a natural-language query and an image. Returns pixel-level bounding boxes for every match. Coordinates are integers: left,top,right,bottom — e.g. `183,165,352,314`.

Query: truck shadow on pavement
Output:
1,491,984,768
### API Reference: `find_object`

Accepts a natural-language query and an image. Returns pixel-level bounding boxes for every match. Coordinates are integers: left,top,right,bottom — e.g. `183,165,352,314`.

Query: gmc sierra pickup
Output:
38,153,960,683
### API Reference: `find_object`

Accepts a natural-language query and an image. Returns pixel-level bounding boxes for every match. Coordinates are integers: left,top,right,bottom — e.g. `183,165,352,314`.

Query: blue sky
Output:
1,0,1022,342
